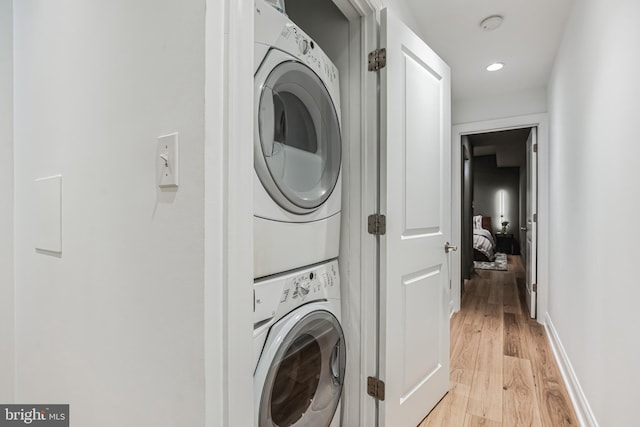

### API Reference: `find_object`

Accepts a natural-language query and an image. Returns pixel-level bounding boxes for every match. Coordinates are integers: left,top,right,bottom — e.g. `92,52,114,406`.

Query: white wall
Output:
453,87,547,125
0,0,14,403
548,0,640,424
13,1,207,426
386,0,425,43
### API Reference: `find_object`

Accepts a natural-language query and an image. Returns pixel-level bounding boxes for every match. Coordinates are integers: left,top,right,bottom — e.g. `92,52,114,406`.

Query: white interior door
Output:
378,8,451,426
525,128,538,318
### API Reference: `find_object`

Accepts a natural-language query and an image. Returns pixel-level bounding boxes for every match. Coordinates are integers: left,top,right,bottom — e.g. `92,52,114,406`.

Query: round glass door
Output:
258,310,346,427
255,54,341,214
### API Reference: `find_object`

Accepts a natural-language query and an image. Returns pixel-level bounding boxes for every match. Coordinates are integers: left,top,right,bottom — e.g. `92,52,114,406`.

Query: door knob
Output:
520,226,528,231
444,242,458,253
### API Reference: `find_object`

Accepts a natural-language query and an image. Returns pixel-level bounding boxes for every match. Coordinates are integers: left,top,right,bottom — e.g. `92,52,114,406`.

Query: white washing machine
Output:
254,260,345,427
254,0,342,279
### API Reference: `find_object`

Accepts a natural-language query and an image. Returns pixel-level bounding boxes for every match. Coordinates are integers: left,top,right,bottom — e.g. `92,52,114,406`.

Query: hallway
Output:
419,256,578,426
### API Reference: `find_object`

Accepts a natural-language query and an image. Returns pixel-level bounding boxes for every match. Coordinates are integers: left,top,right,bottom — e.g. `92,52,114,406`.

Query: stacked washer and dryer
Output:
253,1,346,426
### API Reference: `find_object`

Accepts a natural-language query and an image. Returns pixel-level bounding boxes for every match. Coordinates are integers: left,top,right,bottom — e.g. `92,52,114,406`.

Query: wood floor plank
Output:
503,355,542,427
475,304,502,376
463,414,502,426
459,290,484,330
462,294,486,331
483,302,502,325
487,273,503,305
503,312,525,358
418,382,470,427
450,311,464,350
450,323,482,386
467,370,502,422
502,283,519,315
475,277,491,297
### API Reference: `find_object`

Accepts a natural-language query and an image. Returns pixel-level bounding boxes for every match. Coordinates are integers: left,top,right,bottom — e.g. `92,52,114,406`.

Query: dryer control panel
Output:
254,260,340,325
278,22,339,86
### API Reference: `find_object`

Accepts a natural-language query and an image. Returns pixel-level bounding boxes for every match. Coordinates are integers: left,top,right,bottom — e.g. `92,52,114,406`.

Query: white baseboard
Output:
544,313,599,427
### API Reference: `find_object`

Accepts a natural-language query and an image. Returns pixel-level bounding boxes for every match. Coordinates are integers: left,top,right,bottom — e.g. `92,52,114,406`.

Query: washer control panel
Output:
254,260,340,325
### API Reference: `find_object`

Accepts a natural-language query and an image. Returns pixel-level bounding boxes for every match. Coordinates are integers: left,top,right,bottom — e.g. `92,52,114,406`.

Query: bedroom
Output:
461,128,531,282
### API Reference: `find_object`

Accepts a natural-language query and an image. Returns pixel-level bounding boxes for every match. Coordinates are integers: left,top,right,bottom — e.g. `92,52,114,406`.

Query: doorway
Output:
451,114,549,322
460,128,533,315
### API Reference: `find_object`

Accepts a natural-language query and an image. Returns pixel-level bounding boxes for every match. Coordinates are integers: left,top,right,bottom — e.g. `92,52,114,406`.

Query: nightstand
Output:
495,233,515,254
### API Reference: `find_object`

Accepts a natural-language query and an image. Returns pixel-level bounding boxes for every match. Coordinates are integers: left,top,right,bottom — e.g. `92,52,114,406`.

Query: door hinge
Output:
367,376,386,401
533,283,538,293
533,143,538,153
533,213,538,223
368,48,387,71
368,214,386,236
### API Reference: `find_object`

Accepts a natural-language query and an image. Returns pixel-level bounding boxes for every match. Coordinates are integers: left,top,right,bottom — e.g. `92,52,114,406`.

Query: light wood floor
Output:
418,255,578,427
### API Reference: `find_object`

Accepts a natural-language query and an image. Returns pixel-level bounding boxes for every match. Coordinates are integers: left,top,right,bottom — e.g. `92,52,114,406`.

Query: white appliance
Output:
254,260,345,427
254,0,342,278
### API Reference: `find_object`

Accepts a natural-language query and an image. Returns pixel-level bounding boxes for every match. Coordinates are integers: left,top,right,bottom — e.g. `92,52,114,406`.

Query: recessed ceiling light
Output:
486,62,504,71
480,15,504,31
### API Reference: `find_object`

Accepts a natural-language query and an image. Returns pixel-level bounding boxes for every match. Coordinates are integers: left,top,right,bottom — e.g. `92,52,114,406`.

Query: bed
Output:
473,215,496,262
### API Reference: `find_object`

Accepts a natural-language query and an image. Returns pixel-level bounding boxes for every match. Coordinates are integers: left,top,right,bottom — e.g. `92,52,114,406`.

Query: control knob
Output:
299,39,310,55
298,280,310,296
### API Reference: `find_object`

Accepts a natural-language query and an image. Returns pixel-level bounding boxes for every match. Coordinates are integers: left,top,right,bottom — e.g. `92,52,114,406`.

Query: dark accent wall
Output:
286,0,349,69
473,155,520,246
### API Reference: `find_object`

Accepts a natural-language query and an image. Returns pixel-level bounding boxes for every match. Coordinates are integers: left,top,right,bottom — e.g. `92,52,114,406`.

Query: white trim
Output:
331,3,379,426
339,13,369,427
332,0,365,21
451,114,550,322
204,0,225,424
545,313,599,427
205,0,254,426
340,0,380,16
223,1,255,425
360,10,380,427
450,129,462,313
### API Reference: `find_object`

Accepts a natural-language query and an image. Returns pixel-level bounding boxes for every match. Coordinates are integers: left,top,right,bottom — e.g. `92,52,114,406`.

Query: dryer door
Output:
257,310,346,427
255,50,341,214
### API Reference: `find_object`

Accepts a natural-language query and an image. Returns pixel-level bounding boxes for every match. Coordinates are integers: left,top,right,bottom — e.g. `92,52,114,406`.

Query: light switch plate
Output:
158,133,179,188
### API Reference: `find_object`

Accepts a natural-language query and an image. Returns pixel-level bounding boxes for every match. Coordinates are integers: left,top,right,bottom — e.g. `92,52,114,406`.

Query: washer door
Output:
254,49,341,214
258,310,346,427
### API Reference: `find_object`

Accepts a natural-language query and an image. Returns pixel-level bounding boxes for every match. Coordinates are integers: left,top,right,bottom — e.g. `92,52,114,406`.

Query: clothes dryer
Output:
253,260,345,427
254,0,342,278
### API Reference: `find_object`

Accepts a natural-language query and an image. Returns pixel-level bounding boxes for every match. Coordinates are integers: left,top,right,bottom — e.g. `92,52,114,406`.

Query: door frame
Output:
451,114,549,322
213,0,381,426
329,1,380,426
204,1,255,426
525,127,538,318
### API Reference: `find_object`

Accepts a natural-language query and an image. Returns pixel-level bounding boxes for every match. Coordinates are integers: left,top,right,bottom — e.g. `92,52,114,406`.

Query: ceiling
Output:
468,128,530,167
402,0,574,101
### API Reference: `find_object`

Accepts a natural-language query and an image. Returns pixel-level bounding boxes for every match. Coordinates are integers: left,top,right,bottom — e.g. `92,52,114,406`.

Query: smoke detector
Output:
480,15,504,31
